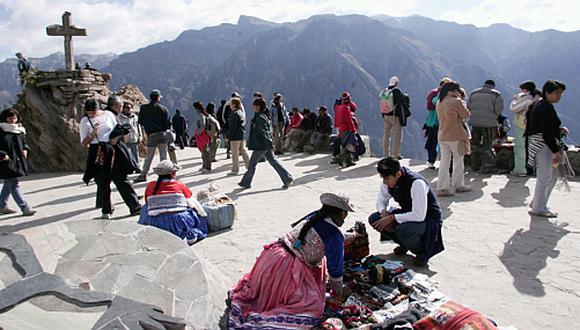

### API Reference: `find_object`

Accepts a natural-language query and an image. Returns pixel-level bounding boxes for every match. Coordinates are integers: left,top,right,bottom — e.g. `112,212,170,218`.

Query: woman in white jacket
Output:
509,81,540,176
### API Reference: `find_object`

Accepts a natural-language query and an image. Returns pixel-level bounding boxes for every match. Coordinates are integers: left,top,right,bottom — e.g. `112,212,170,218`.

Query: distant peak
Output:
237,15,278,27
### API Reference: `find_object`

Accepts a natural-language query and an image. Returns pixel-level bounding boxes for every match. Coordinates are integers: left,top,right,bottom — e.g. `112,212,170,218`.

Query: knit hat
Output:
389,76,399,87
320,192,355,212
342,91,351,102
153,160,181,176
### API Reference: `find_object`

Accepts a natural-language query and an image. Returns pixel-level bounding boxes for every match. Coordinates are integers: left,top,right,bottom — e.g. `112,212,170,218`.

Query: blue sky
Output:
1,0,579,61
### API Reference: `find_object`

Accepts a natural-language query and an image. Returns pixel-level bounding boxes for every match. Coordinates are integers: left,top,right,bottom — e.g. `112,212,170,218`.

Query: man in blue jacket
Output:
368,157,444,266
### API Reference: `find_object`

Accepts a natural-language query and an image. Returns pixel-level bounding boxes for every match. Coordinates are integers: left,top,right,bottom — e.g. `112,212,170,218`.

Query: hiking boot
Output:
413,255,428,267
393,246,408,256
133,176,147,183
0,207,17,215
22,207,37,216
455,185,472,193
436,189,454,197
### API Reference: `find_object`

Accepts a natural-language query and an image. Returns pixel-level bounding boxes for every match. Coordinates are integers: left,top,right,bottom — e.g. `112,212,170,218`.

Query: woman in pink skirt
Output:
228,193,356,329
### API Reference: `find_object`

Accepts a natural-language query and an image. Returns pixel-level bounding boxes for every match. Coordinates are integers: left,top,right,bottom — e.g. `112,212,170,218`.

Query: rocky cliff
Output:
11,69,146,172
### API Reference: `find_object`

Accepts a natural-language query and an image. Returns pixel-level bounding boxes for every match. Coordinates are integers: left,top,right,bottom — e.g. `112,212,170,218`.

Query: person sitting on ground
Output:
368,157,444,267
228,192,358,329
138,160,208,244
296,108,317,152
0,108,36,216
495,114,511,144
284,107,304,151
306,106,332,153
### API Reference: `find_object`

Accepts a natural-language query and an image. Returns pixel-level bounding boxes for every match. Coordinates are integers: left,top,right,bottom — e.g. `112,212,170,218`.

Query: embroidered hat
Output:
153,160,181,176
389,76,399,87
320,192,355,212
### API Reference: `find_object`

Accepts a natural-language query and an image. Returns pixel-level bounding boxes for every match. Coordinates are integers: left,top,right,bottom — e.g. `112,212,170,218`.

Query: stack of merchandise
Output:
319,225,509,329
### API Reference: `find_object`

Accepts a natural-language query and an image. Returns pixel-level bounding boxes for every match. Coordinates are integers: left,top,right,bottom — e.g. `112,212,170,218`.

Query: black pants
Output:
95,171,140,215
332,136,342,157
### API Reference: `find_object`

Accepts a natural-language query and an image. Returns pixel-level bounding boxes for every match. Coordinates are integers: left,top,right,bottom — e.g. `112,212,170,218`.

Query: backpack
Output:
379,89,394,114
396,93,411,127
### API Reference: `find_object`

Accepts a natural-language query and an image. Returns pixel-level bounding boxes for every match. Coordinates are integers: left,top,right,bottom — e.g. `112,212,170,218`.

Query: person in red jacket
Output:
284,107,304,151
336,92,358,167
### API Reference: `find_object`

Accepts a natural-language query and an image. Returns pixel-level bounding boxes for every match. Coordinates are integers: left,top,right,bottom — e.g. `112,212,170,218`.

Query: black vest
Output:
387,167,441,222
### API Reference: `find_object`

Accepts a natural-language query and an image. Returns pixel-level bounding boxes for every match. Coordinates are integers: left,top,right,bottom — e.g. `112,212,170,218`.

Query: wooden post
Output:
46,12,87,71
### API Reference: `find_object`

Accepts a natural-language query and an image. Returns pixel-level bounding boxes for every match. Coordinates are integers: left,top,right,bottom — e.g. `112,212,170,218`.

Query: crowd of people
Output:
1,65,571,328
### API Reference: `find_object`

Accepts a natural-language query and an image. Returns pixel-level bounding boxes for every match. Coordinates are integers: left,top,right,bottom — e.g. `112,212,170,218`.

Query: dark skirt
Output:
138,204,208,241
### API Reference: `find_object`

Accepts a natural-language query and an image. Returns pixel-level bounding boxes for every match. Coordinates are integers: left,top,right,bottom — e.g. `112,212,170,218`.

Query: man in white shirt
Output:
369,157,444,266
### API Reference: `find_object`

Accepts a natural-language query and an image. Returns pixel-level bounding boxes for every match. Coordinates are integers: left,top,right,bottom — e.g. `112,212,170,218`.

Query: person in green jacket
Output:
238,98,294,189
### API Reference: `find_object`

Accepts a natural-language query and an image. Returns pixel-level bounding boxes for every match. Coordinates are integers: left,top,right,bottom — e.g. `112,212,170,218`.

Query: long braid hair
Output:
153,174,172,195
293,205,344,249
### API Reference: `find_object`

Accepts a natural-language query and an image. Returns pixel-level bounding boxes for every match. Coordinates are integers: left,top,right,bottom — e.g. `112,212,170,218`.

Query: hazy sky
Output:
1,0,579,61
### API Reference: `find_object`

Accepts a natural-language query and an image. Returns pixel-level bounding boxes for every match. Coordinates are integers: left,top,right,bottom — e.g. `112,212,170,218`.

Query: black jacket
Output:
138,102,171,135
0,128,29,179
526,99,562,153
315,113,332,135
226,109,246,141
172,114,187,135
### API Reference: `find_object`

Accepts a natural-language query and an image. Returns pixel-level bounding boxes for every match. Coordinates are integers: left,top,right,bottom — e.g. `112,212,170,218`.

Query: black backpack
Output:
396,93,412,126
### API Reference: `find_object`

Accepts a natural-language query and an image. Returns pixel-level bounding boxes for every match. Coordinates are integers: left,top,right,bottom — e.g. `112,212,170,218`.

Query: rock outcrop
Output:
11,69,147,172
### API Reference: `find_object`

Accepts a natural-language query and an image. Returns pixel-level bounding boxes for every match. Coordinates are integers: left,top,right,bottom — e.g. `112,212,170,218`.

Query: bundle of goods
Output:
320,254,504,330
197,183,236,232
344,221,370,260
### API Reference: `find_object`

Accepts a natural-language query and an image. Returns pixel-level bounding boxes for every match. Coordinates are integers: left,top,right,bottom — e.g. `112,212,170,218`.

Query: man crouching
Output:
368,157,444,267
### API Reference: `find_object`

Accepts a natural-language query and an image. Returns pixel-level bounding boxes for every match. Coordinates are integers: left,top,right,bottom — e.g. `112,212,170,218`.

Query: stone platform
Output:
0,148,579,329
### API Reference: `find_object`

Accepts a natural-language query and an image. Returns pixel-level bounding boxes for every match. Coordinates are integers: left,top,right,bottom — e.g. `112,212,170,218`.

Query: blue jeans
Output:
368,211,427,255
239,149,292,188
127,142,140,168
0,177,28,210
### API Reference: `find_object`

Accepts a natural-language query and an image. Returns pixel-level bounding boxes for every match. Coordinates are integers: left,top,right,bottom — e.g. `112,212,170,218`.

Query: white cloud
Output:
0,0,578,62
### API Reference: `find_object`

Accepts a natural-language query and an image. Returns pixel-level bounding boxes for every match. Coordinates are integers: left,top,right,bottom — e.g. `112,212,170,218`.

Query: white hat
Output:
320,193,355,212
389,76,399,87
153,160,181,176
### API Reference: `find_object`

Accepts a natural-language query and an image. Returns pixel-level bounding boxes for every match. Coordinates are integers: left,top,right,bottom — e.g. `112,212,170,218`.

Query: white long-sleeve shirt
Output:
376,180,428,224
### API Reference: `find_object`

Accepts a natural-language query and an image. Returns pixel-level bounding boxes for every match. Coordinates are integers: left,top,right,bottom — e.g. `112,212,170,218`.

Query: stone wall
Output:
11,69,146,172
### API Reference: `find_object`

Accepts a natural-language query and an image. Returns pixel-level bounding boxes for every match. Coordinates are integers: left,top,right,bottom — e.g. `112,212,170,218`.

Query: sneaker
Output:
437,189,454,197
427,162,436,170
528,210,558,218
22,207,37,216
99,213,112,220
227,172,239,176
455,185,472,193
0,207,17,214
282,178,294,189
393,246,408,256
133,176,147,183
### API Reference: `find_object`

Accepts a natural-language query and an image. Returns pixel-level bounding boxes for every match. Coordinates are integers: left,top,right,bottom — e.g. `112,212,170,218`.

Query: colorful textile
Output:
413,300,498,330
146,193,188,216
144,179,192,201
138,204,207,241
228,242,326,329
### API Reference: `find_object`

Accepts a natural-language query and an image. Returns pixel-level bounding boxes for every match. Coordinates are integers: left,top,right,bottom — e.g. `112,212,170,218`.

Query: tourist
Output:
193,101,212,172
134,89,172,182
15,52,31,74
138,160,208,244
0,108,36,216
308,105,332,152
368,157,444,267
205,102,221,162
172,109,187,150
117,101,141,172
238,98,293,189
509,81,540,176
284,107,304,152
526,80,568,218
297,108,317,152
424,77,453,169
379,76,405,159
468,80,504,173
226,97,249,175
270,93,289,155
336,91,358,168
105,95,122,116
330,98,343,164
228,192,357,328
80,99,125,219
216,100,230,158
436,81,472,196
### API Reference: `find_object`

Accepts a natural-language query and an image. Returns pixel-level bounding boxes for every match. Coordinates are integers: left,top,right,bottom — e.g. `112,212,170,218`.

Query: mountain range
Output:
2,14,578,158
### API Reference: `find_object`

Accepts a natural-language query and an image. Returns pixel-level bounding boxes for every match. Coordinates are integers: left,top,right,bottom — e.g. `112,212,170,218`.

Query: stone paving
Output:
0,148,579,329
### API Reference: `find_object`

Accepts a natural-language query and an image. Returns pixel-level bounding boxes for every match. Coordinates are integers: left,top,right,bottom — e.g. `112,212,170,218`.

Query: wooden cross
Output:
46,12,86,71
